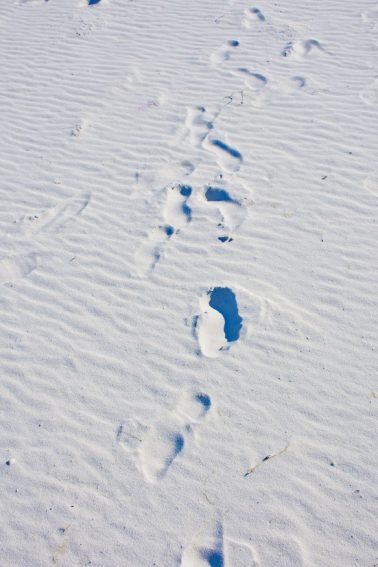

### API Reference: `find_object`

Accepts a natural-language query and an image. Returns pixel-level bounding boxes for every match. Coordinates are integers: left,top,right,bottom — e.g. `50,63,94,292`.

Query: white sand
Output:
0,0,377,565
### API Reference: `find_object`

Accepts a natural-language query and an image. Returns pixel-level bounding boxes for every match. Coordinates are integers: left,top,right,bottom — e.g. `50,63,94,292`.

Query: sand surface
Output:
0,0,377,565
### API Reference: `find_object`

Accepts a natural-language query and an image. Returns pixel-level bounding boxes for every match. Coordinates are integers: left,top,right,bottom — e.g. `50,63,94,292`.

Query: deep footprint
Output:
211,140,242,160
204,186,246,237
203,138,243,172
196,287,243,357
209,287,242,342
205,187,238,203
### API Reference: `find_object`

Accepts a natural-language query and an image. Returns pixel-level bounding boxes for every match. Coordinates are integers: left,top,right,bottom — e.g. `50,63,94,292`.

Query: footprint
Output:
19,192,90,237
134,184,192,276
195,287,243,358
0,253,39,284
185,106,214,147
88,0,101,5
276,76,307,95
139,428,184,482
242,7,265,28
163,184,192,228
132,160,195,195
181,517,224,567
232,67,267,92
203,185,246,240
138,392,211,482
290,75,306,89
210,40,240,67
281,39,323,58
134,224,174,277
185,106,242,172
203,137,243,173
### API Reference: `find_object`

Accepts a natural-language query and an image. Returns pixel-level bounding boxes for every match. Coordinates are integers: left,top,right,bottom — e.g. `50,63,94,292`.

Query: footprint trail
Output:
210,39,240,68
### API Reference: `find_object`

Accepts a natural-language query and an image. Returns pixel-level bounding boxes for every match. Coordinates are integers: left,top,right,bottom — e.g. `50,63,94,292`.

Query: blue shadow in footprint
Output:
209,287,242,342
205,187,238,204
201,551,224,567
211,139,242,160
179,185,192,197
238,68,267,84
160,433,184,479
195,393,211,411
250,7,265,21
179,184,192,221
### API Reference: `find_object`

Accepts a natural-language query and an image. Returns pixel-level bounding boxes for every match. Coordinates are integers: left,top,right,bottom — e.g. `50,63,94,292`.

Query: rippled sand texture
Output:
0,0,377,565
